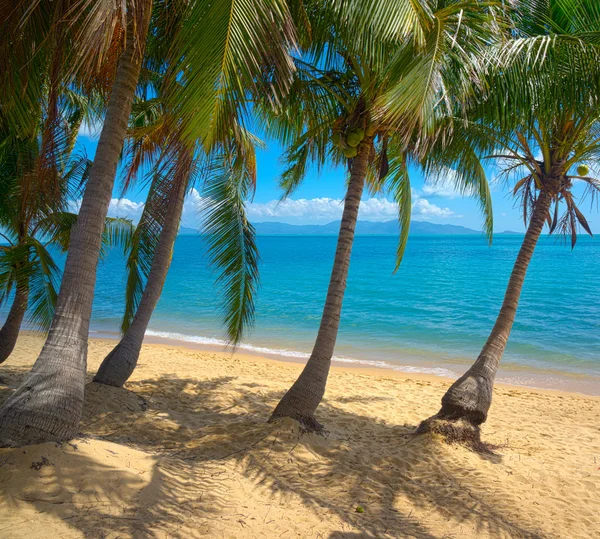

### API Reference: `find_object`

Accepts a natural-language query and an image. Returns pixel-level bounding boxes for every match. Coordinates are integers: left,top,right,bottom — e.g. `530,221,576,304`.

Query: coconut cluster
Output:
331,127,365,158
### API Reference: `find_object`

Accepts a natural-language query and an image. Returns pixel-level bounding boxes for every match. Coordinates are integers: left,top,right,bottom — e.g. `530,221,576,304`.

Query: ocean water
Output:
5,234,600,393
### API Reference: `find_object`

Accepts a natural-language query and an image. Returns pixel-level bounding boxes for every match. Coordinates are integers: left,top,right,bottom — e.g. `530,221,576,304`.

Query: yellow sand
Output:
0,333,599,539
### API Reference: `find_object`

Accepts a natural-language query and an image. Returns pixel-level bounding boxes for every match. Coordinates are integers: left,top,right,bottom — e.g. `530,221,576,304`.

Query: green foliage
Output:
453,0,600,245
168,0,296,148
200,142,260,345
258,0,498,271
386,151,412,272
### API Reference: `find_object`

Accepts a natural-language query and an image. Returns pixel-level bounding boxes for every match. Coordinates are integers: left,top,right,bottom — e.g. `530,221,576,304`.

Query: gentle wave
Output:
144,329,458,378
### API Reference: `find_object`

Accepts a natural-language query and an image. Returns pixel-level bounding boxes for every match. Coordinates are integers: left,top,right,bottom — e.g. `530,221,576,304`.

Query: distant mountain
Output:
252,220,482,236
177,220,520,236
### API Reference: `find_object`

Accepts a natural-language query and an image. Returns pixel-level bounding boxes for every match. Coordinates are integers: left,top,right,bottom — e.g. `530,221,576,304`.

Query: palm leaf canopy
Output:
117,108,262,344
441,0,600,245
166,0,297,149
257,0,499,269
112,0,275,345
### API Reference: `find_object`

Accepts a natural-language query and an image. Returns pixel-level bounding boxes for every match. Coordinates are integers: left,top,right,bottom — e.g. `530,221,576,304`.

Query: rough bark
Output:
93,167,188,387
0,2,152,447
269,138,371,430
0,285,29,364
419,190,552,435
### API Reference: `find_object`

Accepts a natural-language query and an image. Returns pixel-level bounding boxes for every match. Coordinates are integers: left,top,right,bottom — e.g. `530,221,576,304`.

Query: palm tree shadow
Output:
88,374,545,537
1,369,546,538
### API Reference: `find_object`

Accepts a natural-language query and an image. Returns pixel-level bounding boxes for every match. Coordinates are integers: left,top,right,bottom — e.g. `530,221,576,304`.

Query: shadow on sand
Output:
0,367,545,538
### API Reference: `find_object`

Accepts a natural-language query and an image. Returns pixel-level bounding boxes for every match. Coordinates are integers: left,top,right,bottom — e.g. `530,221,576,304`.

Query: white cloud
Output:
69,198,146,221
412,198,455,218
246,197,343,221
77,120,102,141
244,196,456,223
109,198,145,220
421,168,475,199
244,197,405,223
246,195,455,223
68,191,456,228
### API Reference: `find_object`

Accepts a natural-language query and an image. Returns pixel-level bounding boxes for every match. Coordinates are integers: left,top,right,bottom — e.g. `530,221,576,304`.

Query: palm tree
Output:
267,1,497,430
93,143,193,387
94,126,262,387
93,14,265,387
0,82,135,364
0,0,295,447
418,0,600,442
0,0,154,446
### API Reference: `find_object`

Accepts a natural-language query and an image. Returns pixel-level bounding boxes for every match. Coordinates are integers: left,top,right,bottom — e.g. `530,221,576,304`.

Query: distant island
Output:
179,220,522,236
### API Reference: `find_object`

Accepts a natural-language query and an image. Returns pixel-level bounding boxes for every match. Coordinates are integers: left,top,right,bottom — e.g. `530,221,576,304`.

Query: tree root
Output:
269,413,327,435
417,415,498,454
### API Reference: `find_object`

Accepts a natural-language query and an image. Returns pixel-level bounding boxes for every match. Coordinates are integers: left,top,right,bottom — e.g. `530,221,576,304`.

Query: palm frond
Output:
169,0,296,147
386,150,411,273
25,238,61,332
100,217,136,259
200,150,259,345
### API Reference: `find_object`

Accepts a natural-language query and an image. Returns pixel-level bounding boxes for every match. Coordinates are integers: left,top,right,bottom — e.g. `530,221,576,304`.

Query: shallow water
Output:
2,233,598,393
81,234,600,394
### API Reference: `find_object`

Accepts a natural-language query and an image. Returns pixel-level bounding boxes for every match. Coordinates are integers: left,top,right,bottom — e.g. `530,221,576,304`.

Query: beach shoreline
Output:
52,329,597,398
88,329,600,398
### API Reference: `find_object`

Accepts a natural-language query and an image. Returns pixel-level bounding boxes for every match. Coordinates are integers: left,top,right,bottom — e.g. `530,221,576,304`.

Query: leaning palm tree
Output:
0,0,155,447
266,0,497,430
93,2,265,388
418,0,600,443
0,0,295,447
93,125,262,387
93,140,195,387
0,129,135,364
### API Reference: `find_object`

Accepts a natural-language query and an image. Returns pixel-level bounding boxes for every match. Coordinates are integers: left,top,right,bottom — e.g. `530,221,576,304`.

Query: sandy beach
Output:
0,333,599,538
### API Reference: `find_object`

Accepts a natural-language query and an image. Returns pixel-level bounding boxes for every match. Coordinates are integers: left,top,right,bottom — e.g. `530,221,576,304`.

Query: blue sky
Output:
77,130,599,234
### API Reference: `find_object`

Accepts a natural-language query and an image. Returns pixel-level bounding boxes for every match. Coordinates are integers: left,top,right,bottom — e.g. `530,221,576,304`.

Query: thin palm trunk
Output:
0,285,29,364
420,190,552,431
0,2,152,447
93,170,188,387
269,139,371,430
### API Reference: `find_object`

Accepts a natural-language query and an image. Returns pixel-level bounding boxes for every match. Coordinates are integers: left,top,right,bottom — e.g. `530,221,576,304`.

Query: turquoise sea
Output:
4,234,600,394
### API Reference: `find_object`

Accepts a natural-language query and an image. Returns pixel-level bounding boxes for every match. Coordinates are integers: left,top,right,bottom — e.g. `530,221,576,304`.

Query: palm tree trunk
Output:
269,139,371,431
0,2,152,447
0,285,29,364
419,190,552,435
93,169,189,387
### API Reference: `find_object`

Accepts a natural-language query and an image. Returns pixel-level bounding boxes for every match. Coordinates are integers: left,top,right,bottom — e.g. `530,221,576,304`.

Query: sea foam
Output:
144,329,457,378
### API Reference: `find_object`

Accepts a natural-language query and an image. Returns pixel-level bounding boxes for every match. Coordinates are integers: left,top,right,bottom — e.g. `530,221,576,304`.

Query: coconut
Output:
331,132,342,147
343,146,358,158
346,128,365,147
577,164,590,176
